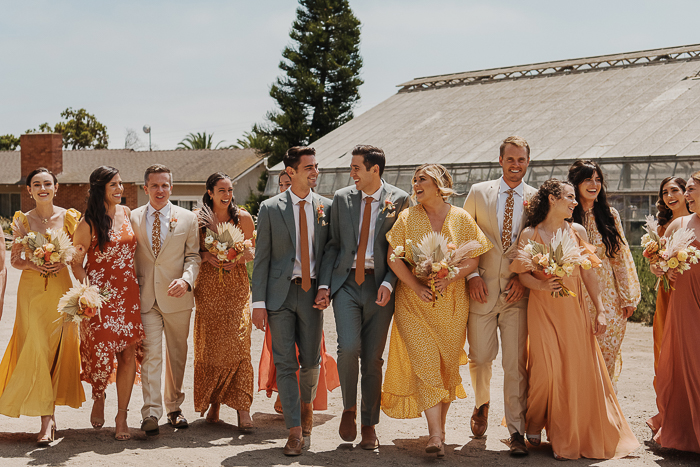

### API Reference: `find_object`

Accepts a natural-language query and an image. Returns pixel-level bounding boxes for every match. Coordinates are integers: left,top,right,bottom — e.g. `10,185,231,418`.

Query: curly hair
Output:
202,172,239,226
85,166,120,252
567,160,623,258
656,177,688,227
411,163,456,202
525,179,573,227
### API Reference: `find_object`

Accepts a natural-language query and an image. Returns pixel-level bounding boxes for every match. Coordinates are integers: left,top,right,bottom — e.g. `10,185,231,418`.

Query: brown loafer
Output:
167,410,189,429
283,433,305,456
140,416,159,436
359,425,379,450
300,402,313,437
509,432,528,456
470,402,489,438
339,408,357,442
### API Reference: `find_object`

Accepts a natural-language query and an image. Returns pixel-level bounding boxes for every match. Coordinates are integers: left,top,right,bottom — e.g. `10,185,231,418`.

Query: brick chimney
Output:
20,133,63,211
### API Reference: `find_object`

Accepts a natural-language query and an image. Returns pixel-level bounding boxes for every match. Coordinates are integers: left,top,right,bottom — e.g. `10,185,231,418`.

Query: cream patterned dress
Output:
582,207,641,388
381,205,492,419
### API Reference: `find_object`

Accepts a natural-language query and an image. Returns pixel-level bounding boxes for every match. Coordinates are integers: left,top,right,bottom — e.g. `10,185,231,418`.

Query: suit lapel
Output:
349,188,361,244
374,186,391,242
312,194,321,263
159,203,176,253
281,190,296,247
139,207,156,259
487,180,502,250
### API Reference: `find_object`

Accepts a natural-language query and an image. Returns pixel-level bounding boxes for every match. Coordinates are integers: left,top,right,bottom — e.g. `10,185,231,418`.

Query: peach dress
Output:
511,228,639,459
647,235,700,453
652,224,671,391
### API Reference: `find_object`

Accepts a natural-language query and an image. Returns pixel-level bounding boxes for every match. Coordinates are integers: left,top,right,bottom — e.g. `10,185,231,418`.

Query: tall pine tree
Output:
267,0,363,165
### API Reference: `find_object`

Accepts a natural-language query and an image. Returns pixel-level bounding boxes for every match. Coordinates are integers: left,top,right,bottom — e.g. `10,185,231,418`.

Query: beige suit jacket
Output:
463,179,538,315
131,203,201,313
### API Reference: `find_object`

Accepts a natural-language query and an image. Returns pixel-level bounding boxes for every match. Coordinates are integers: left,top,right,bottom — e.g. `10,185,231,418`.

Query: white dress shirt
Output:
353,183,392,292
146,201,172,248
496,177,525,248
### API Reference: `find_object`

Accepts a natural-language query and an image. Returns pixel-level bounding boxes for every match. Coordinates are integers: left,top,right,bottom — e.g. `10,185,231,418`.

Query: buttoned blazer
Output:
322,182,410,296
131,204,201,313
463,179,538,315
251,189,333,312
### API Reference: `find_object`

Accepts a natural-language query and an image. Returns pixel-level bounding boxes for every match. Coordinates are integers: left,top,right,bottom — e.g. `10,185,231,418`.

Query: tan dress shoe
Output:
283,433,305,456
339,408,357,442
470,402,489,438
301,402,313,437
359,425,379,450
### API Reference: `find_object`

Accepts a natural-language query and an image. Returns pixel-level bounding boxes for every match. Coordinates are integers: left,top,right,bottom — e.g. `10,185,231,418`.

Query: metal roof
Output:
298,44,700,172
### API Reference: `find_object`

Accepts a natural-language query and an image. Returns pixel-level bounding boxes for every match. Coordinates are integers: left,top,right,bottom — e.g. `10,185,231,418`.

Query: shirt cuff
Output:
252,301,266,309
318,285,329,290
380,281,393,293
467,271,480,280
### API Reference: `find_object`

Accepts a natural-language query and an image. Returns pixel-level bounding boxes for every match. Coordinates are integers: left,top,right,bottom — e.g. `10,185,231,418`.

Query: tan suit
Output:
463,178,537,435
131,203,200,420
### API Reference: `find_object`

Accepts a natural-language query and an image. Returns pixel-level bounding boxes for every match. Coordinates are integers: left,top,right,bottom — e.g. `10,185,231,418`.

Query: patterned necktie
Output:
298,200,311,292
152,211,162,257
501,189,515,250
355,197,373,285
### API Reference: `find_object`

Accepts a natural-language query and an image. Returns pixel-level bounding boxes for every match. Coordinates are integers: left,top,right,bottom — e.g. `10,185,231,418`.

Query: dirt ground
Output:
0,254,698,467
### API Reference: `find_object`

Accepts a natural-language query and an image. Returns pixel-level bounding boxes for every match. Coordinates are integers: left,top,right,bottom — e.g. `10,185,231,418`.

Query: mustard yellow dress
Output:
381,205,492,419
0,209,85,417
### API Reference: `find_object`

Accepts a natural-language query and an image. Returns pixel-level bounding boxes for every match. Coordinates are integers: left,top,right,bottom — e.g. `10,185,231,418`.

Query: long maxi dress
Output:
652,224,671,391
511,227,639,460
381,205,492,418
582,207,641,387
193,228,254,415
80,209,145,398
0,209,85,417
648,233,700,453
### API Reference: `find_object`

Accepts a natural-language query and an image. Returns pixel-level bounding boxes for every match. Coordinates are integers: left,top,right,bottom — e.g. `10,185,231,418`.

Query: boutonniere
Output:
316,205,327,226
523,194,533,209
381,199,397,214
169,217,178,232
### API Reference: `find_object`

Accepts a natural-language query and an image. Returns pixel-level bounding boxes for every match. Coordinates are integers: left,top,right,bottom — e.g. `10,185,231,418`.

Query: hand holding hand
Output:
252,307,267,331
505,276,525,303
375,285,392,306
468,276,488,304
313,288,330,310
167,279,190,298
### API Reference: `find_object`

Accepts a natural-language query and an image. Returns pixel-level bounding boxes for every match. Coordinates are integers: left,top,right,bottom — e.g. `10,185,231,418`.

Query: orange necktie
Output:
356,197,373,285
298,200,311,292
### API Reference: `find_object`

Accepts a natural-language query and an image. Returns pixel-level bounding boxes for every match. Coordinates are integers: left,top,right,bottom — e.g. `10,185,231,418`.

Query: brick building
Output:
0,133,265,218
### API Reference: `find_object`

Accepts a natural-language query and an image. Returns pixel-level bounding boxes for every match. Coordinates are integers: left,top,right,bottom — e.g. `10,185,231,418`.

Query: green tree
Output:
177,131,226,149
26,108,109,149
266,0,363,166
0,134,20,150
233,124,274,153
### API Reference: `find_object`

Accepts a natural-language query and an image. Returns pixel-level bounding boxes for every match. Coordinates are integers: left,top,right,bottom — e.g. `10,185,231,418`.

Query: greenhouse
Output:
268,44,700,243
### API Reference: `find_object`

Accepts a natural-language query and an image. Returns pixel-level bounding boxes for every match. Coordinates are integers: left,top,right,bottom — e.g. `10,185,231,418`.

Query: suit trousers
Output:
467,295,528,435
267,282,324,429
333,275,394,426
140,303,192,420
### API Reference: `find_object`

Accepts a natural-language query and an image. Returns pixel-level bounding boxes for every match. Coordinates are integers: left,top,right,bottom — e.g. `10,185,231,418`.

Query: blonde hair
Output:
691,170,700,184
500,135,530,158
412,163,455,202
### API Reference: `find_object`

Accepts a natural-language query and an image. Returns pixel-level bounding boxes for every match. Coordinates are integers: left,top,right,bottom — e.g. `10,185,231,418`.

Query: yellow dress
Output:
381,205,492,419
0,209,85,417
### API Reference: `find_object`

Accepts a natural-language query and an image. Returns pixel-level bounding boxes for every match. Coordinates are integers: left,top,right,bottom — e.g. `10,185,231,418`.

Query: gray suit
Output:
322,182,409,426
252,189,332,428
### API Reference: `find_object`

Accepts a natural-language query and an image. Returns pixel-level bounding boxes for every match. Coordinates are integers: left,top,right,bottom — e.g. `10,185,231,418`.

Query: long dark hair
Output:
657,177,688,226
568,160,623,258
202,172,239,225
85,166,120,252
526,179,573,227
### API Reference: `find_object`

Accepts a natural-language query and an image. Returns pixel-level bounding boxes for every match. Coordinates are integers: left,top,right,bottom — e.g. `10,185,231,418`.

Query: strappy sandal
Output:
527,433,542,446
115,408,131,441
91,393,106,429
37,417,56,446
425,435,443,455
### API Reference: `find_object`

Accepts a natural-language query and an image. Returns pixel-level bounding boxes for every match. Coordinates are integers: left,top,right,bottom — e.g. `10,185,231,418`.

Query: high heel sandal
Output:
237,411,254,433
115,408,131,441
37,418,56,446
425,435,443,455
91,393,106,429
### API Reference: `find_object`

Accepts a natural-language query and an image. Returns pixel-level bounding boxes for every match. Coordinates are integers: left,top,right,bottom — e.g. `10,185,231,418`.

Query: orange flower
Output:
436,267,449,279
226,248,238,261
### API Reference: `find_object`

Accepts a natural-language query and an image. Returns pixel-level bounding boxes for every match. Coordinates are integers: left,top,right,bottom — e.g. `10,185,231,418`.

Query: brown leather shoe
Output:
470,402,489,438
359,425,379,450
300,402,313,437
283,433,305,456
339,408,357,442
509,432,528,456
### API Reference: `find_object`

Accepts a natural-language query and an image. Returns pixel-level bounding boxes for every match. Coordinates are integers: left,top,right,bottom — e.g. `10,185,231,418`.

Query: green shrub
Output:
630,247,657,325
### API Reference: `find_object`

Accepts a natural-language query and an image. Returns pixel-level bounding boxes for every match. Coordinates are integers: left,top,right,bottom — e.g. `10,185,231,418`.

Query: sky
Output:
2,0,700,150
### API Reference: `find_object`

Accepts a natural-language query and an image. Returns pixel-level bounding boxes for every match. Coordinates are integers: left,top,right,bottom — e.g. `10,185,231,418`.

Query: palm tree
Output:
177,132,225,149
232,124,273,154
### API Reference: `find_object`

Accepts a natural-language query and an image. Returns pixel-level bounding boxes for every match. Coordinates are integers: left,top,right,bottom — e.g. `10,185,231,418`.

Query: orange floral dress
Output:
80,212,144,398
193,227,254,414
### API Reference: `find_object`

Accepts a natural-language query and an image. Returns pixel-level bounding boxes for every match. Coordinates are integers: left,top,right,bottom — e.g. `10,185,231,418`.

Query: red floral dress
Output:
80,213,144,398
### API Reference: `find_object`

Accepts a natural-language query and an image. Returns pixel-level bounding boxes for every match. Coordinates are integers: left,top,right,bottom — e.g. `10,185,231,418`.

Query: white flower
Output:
523,243,534,255
204,235,214,245
28,232,36,239
394,245,404,255
216,243,227,252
